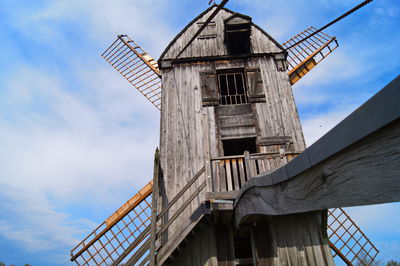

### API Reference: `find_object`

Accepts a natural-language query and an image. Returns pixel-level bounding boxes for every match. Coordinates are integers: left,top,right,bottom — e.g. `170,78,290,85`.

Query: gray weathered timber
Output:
159,6,283,61
251,212,334,266
158,5,308,263
165,223,219,266
156,206,210,265
234,75,400,225
149,149,160,266
159,56,306,239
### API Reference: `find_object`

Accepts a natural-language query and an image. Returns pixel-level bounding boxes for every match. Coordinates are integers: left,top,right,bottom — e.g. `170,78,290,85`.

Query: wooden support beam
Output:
149,148,160,266
234,75,400,225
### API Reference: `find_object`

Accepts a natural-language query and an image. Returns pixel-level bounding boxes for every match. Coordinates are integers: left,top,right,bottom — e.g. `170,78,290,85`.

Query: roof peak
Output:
159,5,284,61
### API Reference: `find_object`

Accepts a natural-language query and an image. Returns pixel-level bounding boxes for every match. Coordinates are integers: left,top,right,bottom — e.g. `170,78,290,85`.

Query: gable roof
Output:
159,5,285,61
224,12,252,24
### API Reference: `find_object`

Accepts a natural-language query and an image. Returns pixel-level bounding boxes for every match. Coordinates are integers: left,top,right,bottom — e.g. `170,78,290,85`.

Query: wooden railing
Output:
210,151,299,192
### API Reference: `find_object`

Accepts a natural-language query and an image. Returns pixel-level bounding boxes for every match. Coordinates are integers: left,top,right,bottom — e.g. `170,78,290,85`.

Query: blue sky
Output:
0,0,399,265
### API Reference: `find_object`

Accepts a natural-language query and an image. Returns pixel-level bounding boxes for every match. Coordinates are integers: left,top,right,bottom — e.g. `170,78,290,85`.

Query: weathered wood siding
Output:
160,7,282,60
166,224,219,266
159,55,305,242
159,63,208,240
252,212,334,266
159,6,306,259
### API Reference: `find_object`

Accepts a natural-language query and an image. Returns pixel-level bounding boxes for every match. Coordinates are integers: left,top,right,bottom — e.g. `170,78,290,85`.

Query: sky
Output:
0,0,399,265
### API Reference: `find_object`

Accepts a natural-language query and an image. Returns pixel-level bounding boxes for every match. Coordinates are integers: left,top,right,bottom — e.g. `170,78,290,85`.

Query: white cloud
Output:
0,183,95,263
0,64,159,202
0,1,167,260
0,63,159,258
1,0,175,58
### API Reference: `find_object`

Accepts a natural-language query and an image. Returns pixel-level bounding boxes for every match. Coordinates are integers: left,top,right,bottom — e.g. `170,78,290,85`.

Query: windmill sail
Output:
102,35,162,110
282,26,339,85
328,208,379,265
70,181,153,266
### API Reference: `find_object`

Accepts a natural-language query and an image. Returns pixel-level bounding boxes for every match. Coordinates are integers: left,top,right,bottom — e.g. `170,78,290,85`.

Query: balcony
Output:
209,151,299,198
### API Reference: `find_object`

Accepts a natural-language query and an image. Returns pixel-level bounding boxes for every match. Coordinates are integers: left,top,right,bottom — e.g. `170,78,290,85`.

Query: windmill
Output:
69,1,388,265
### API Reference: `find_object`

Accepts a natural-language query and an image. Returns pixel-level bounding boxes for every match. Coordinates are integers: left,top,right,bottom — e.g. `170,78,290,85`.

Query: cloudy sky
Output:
0,0,399,265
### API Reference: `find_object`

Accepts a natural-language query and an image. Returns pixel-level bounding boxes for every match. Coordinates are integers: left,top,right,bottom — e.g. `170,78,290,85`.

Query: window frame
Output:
217,68,249,106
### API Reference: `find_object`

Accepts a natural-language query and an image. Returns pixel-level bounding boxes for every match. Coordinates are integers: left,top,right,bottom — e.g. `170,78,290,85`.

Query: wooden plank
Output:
208,223,219,266
243,151,251,182
211,160,219,192
219,160,227,191
215,223,235,266
225,159,233,191
231,159,240,190
202,106,214,193
248,159,257,179
237,158,246,188
149,149,159,266
205,191,240,201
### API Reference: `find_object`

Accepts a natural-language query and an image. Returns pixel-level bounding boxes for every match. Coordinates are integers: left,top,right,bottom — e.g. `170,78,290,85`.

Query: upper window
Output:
224,14,252,55
218,69,248,105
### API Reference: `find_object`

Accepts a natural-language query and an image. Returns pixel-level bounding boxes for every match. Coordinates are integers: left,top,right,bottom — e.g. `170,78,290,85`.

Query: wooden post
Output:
244,150,251,181
202,111,214,193
149,148,160,266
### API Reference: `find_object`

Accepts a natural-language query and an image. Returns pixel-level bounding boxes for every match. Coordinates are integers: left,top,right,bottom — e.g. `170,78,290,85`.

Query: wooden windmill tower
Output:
69,1,400,265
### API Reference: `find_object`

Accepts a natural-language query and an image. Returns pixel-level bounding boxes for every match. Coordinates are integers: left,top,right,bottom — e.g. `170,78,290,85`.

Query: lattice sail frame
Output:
281,26,339,85
102,35,162,110
328,208,379,265
70,182,153,266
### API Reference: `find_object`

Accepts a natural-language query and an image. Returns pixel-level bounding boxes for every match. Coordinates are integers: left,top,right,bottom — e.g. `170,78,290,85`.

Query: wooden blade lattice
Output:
282,26,339,85
70,181,153,266
102,35,162,110
328,208,379,265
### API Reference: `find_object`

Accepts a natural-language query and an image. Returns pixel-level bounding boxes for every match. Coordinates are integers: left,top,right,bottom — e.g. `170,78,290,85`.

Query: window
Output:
224,14,252,55
222,138,257,156
218,70,248,105
200,67,266,107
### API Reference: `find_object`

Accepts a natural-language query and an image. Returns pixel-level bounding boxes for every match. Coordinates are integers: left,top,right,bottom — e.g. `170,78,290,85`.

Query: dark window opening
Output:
234,231,254,266
222,137,257,156
218,70,248,105
225,17,251,55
